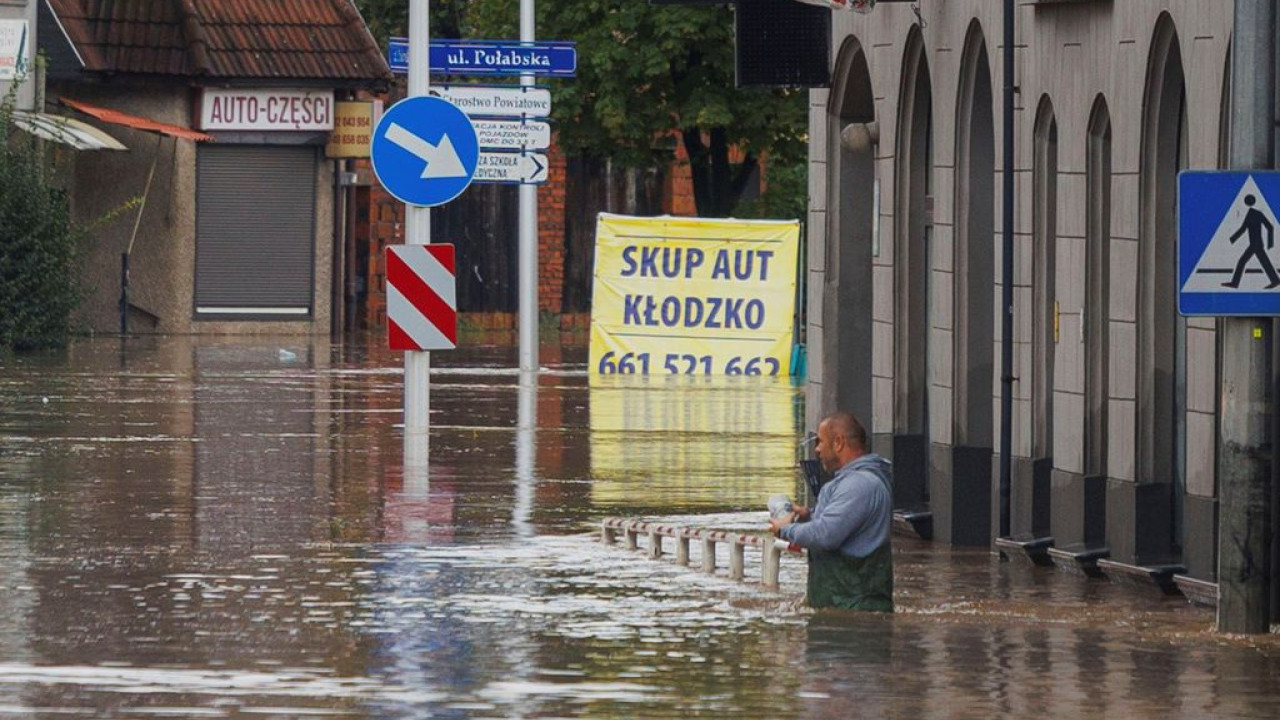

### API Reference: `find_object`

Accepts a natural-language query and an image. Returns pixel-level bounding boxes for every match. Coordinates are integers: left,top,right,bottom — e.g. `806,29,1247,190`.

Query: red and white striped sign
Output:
386,244,457,351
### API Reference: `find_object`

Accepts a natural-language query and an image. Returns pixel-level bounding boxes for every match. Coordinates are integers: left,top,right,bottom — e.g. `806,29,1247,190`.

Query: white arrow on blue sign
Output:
371,96,479,207
474,152,548,185
1179,171,1280,316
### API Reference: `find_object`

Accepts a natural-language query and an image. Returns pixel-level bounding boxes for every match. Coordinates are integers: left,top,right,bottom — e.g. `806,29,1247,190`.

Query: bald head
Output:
815,411,868,471
822,411,867,450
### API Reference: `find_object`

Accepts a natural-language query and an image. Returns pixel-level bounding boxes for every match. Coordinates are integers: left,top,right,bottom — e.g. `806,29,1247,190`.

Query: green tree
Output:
0,93,82,351
354,0,807,219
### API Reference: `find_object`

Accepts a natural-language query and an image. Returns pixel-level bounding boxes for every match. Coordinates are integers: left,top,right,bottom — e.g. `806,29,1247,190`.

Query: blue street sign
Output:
371,96,479,208
1179,171,1280,316
388,38,577,77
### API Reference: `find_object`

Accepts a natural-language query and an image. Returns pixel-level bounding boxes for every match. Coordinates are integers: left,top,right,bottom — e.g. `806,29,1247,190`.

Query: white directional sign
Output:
475,152,549,185
428,85,552,119
472,119,551,151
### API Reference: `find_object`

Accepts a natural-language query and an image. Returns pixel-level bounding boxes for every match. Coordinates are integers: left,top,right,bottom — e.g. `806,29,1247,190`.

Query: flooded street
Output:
1,335,1278,719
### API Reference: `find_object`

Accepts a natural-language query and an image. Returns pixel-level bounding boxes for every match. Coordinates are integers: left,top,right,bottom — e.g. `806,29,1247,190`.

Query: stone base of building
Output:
1050,469,1107,548
1182,494,1218,581
930,444,992,547
889,433,929,510
1105,480,1174,566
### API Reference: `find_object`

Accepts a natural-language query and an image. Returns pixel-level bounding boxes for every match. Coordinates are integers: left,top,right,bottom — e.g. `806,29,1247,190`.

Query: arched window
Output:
1032,96,1058,463
1084,96,1111,485
1134,13,1188,562
892,27,933,509
954,21,995,452
817,36,876,428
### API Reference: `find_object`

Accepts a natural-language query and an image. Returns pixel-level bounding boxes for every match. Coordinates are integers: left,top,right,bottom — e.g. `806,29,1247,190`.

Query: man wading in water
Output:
769,412,894,612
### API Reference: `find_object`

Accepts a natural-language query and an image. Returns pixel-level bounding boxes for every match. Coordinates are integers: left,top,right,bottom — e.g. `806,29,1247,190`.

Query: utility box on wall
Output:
648,0,830,88
734,0,831,88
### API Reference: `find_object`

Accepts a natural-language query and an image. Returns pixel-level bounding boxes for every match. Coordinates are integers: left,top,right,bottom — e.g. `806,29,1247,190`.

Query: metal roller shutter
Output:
196,145,316,316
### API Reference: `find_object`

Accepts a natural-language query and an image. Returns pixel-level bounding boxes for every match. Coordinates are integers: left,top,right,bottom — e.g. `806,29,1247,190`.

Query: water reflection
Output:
512,371,537,539
588,373,804,511
0,336,1277,718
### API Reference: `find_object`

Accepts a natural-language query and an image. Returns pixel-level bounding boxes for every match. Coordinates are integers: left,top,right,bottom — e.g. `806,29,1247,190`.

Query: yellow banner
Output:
589,214,800,376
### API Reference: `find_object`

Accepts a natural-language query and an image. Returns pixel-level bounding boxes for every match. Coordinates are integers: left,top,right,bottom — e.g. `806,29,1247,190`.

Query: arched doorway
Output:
1022,96,1058,539
1051,95,1111,555
1115,14,1188,566
893,28,933,511
1179,47,1233,583
1081,95,1111,550
811,37,876,435
939,21,994,546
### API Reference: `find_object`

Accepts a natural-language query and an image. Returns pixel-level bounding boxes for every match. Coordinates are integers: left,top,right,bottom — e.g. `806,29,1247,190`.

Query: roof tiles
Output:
46,0,391,83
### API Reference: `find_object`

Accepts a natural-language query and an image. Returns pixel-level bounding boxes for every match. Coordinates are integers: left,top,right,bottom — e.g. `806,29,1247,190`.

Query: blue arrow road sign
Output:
389,38,577,77
371,96,479,208
1180,171,1280,316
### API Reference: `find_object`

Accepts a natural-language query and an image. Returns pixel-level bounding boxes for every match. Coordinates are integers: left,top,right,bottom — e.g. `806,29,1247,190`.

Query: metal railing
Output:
600,517,797,589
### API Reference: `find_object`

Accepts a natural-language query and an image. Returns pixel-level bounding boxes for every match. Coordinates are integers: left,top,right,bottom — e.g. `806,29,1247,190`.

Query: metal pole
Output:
346,161,360,334
1219,0,1275,633
119,135,164,337
404,0,431,469
999,0,1015,539
120,252,129,335
332,158,345,339
518,0,539,373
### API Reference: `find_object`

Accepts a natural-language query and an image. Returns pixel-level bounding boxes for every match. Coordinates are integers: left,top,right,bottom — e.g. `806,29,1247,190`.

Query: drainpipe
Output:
332,157,345,339
999,0,1015,539
1219,0,1274,634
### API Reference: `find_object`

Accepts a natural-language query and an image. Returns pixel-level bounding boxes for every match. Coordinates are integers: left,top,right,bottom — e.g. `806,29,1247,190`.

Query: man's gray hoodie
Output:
779,453,893,558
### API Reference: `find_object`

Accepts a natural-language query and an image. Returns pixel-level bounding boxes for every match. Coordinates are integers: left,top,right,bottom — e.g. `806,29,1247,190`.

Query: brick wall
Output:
664,134,697,216
363,181,404,332
538,138,567,313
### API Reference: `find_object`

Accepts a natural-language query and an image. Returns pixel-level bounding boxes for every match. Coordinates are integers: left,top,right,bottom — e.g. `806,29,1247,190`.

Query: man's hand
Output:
768,511,796,537
793,506,811,522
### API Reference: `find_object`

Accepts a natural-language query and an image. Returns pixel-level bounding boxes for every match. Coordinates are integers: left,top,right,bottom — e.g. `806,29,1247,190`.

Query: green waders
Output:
806,541,894,612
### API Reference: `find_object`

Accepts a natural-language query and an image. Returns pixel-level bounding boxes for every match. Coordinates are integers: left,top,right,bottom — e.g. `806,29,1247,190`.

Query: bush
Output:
0,92,83,352
731,154,808,222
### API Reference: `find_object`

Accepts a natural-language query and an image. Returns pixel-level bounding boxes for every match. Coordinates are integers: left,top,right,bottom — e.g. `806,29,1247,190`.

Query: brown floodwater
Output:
0,335,1277,719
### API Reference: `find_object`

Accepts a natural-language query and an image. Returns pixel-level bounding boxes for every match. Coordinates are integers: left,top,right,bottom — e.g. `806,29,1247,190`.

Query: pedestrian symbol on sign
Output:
1221,193,1280,289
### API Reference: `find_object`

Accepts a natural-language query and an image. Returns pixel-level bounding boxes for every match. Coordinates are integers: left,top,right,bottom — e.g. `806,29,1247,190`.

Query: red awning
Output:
61,97,215,143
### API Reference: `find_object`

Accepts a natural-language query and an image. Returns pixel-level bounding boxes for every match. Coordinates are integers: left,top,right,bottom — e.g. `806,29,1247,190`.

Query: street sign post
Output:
472,119,551,151
475,152,548,184
371,95,479,207
427,85,552,119
1178,171,1280,316
389,38,576,77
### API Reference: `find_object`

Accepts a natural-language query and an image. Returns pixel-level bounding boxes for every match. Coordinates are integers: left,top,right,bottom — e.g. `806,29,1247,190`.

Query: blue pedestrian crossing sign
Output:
1180,171,1280,316
371,95,479,207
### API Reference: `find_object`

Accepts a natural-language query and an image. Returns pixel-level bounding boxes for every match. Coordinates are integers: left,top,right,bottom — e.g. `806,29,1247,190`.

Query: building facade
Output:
34,0,389,335
807,2,1233,588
